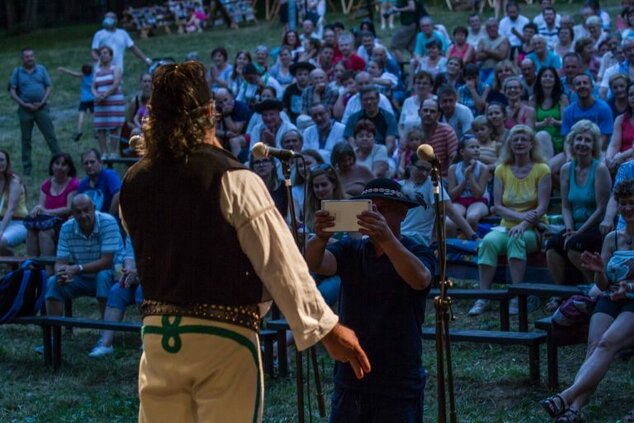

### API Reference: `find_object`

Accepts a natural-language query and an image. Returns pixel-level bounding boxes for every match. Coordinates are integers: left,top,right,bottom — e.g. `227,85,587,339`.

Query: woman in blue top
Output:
540,179,634,423
546,120,611,311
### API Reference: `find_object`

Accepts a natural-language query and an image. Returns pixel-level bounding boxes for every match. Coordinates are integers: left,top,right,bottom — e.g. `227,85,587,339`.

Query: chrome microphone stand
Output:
429,161,458,423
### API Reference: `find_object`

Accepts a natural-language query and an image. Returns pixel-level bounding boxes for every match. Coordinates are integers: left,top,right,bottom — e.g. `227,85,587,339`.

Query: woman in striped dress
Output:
92,46,125,159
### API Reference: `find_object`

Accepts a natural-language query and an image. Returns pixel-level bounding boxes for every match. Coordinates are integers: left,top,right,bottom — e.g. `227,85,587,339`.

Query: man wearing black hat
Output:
305,178,435,423
282,62,315,123
236,63,282,108
247,99,297,153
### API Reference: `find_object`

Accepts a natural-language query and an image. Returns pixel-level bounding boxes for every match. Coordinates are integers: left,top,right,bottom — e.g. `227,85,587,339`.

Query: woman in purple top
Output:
26,153,79,273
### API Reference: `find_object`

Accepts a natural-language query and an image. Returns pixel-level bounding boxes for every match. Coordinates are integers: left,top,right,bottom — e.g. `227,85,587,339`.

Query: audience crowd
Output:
6,0,634,420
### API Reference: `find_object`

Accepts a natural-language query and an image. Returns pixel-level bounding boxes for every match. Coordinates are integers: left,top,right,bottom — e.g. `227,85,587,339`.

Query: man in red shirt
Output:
335,33,366,72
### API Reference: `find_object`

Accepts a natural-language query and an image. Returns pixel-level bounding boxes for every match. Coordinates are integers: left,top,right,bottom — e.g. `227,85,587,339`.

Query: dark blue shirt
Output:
327,235,435,397
10,65,51,103
78,169,122,213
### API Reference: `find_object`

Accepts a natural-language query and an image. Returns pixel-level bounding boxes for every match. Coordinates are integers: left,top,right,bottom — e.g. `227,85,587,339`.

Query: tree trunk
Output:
5,0,17,33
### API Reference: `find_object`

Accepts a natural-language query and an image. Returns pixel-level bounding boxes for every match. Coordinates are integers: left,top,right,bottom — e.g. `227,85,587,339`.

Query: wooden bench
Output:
428,288,511,330
508,283,584,332
9,315,278,374
421,327,547,384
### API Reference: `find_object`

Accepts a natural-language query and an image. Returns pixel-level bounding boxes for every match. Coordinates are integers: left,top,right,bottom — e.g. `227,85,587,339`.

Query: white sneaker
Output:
88,345,114,357
468,299,489,316
509,298,519,315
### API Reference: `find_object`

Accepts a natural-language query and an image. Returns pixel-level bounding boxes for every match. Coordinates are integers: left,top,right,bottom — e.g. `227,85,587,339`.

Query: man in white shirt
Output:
91,11,152,71
248,99,297,153
499,1,530,48
467,14,487,48
302,103,345,163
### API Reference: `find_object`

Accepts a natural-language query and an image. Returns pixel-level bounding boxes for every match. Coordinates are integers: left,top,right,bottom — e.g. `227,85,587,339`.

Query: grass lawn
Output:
1,1,632,422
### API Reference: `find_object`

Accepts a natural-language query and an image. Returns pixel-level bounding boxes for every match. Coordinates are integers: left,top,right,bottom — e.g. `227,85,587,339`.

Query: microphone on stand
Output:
251,142,302,160
416,144,439,166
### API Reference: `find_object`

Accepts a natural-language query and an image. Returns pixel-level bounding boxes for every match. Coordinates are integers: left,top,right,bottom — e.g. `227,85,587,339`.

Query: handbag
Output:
22,214,61,231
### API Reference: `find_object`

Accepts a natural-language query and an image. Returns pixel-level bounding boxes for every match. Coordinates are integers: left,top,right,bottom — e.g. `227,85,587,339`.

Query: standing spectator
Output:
418,98,458,177
499,1,530,49
77,149,122,216
476,18,511,85
8,48,61,176
91,11,152,70
303,103,345,163
305,178,434,423
26,153,79,273
57,64,94,143
561,73,613,151
0,150,27,255
388,0,421,62
92,46,125,159
44,194,122,319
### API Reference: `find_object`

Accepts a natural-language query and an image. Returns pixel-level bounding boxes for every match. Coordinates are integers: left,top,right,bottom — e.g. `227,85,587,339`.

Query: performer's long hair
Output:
141,61,215,160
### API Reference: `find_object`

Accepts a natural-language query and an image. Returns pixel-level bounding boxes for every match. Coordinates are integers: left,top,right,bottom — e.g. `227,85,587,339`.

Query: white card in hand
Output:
321,200,372,232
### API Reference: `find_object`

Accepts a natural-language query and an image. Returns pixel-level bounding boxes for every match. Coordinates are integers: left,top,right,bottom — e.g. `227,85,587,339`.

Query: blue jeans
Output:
45,270,114,301
106,283,143,311
329,385,424,423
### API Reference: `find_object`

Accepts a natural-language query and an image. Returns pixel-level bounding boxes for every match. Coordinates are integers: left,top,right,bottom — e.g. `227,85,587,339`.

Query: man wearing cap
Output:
247,99,297,154
236,63,282,108
282,62,315,123
305,178,435,423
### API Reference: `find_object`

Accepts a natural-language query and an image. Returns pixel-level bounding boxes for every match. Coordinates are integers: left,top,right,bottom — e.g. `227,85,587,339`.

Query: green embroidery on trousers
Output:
142,315,262,423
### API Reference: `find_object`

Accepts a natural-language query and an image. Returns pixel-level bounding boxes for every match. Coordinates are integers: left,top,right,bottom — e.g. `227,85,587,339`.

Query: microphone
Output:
251,142,302,160
416,144,439,165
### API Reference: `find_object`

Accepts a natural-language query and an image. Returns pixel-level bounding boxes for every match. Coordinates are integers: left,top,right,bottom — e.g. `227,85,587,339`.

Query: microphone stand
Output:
429,161,457,423
280,157,326,423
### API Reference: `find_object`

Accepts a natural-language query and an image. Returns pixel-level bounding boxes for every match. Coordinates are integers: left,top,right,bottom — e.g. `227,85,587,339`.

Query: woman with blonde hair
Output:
469,125,552,315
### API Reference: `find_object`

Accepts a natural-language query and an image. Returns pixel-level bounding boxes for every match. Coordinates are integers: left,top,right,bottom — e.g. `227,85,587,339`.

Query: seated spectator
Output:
471,115,500,173
575,36,601,81
545,120,610,311
300,68,339,116
214,88,253,161
512,22,537,65
597,36,622,86
540,179,634,422
44,194,122,320
367,59,398,98
412,39,447,79
458,64,490,116
487,102,509,145
249,155,288,218
26,153,79,273
303,103,345,163
0,150,27,255
312,42,334,77
332,71,357,121
554,26,575,58
469,125,551,316
438,84,474,141
281,30,304,60
248,99,296,155
397,127,423,178
400,157,478,246
344,87,398,155
503,76,536,129
208,47,233,93
419,98,459,177
519,58,538,98
533,0,562,31
254,45,270,74
246,86,292,134
335,32,365,72
531,66,568,161
304,163,346,232
122,72,152,144
77,148,122,216
356,30,378,63
414,16,449,58
446,138,490,237
89,236,142,357
328,61,348,95
447,25,475,64
269,46,294,91
341,71,394,126
499,1,530,50
487,59,516,106
352,119,389,178
536,6,560,49
606,81,634,174
400,70,434,138
434,57,464,91
228,51,252,97
585,15,606,51
292,149,325,214
330,141,374,196
606,73,629,118
467,13,486,49
476,18,511,86
236,63,282,108
283,61,315,123
526,34,561,72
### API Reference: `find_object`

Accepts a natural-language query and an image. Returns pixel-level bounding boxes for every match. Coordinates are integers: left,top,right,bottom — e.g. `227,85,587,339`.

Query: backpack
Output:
551,294,595,327
0,260,47,323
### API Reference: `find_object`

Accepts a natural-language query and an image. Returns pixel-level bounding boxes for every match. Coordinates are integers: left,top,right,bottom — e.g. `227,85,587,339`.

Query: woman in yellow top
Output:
0,150,28,255
469,125,552,315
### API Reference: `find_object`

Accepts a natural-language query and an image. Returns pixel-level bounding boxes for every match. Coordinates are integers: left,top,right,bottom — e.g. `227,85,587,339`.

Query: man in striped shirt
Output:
45,193,123,318
418,98,458,178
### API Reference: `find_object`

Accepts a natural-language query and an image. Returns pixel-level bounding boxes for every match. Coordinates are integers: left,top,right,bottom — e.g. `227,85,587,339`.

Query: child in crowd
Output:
446,137,490,237
471,115,499,173
398,127,424,178
57,64,94,142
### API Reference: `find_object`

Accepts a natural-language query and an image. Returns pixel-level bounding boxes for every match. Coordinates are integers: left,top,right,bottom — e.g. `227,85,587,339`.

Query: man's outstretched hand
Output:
321,323,371,379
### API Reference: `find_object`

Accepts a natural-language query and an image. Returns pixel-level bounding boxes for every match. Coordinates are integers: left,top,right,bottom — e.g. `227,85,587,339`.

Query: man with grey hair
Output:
526,34,561,72
91,11,151,71
335,32,365,72
300,68,339,115
413,16,448,57
476,18,510,85
254,45,269,74
341,72,394,125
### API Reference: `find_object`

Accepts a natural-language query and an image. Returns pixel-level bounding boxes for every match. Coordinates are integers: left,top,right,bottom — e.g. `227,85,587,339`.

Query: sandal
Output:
545,296,562,313
540,394,567,418
555,408,584,423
